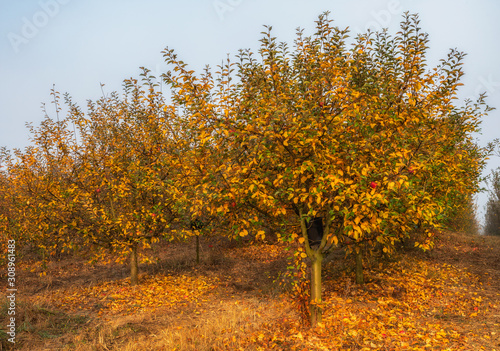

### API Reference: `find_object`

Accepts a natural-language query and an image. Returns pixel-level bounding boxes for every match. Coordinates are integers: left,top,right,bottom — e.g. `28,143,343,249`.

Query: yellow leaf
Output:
298,237,305,244
332,236,338,246
300,252,307,258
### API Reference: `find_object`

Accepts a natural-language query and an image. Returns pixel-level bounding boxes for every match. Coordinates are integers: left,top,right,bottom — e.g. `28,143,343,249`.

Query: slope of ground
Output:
1,231,499,350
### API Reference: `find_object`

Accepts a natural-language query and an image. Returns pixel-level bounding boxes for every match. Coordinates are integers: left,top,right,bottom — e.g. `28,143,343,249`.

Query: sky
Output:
1,0,499,227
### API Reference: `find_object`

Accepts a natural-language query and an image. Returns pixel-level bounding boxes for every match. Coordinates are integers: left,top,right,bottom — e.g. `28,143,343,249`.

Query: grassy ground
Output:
1,231,499,350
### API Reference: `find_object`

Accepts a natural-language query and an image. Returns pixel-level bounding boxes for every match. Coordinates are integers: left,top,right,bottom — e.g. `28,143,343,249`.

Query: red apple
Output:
408,167,415,174
96,188,100,193
231,201,236,208
319,101,324,107
369,182,377,189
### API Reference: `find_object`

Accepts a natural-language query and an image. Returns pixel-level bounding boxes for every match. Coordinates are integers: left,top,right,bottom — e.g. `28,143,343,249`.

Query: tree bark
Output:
355,247,364,285
130,244,139,285
310,251,324,325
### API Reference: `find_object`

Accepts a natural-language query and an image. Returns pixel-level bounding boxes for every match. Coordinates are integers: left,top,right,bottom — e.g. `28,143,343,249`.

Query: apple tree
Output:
208,13,490,324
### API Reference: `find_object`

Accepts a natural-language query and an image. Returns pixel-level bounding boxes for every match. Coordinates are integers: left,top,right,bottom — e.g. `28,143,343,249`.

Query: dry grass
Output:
62,297,292,351
0,300,89,350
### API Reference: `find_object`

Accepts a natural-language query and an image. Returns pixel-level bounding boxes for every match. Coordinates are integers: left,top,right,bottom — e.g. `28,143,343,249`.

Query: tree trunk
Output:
310,251,324,326
195,234,200,264
130,244,139,286
355,247,364,285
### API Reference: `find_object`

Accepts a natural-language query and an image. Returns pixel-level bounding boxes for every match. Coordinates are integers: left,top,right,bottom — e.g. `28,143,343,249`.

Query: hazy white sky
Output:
1,0,499,224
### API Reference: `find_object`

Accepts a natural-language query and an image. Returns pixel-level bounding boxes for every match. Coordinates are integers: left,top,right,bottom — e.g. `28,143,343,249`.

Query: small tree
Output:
63,75,189,284
485,168,500,236
163,12,491,325
0,97,83,264
172,12,488,325
2,78,191,284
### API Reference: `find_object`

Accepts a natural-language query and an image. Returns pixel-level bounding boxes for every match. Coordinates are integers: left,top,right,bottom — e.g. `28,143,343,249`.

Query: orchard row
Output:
0,13,492,325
